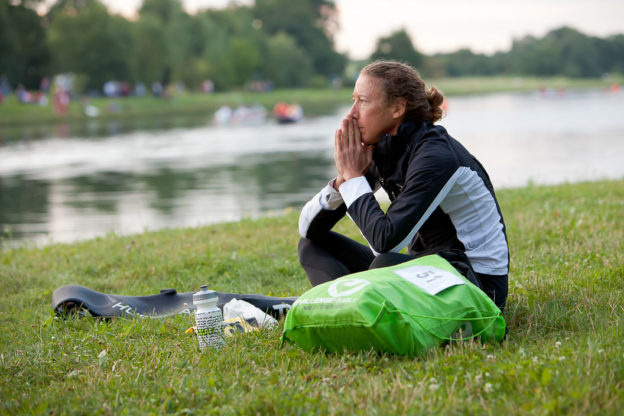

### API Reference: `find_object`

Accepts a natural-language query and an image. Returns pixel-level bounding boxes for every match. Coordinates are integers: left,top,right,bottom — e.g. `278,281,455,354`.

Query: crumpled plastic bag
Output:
223,298,278,329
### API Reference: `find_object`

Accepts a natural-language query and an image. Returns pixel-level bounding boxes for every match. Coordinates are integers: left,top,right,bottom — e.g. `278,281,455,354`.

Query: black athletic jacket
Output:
299,119,509,276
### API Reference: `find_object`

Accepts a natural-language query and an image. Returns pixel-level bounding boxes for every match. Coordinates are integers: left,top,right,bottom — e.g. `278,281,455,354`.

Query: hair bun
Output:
427,87,444,123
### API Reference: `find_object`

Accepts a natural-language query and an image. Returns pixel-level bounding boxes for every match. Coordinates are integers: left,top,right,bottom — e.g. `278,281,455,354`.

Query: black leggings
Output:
298,232,508,311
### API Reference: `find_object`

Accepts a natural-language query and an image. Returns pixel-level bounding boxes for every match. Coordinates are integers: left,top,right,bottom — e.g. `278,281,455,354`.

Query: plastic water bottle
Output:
193,286,225,350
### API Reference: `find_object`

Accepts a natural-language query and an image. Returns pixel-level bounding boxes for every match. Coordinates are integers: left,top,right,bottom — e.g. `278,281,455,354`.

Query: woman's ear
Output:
392,98,407,119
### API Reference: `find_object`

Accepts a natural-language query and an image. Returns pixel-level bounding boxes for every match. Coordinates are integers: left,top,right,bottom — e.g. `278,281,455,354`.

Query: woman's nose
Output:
348,103,358,118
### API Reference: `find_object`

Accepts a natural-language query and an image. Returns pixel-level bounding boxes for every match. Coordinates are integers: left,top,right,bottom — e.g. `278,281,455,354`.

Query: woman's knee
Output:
298,236,329,265
369,252,413,270
297,237,313,263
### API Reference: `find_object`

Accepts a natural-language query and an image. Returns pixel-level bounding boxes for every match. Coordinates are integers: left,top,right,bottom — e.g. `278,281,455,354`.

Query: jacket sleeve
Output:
299,174,378,240
298,180,347,239
340,140,459,254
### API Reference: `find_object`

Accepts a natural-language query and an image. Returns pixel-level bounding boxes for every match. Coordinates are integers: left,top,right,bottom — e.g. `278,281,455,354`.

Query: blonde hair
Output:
361,60,444,123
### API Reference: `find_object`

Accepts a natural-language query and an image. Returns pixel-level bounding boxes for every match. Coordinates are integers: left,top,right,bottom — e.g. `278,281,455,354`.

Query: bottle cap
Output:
193,285,217,302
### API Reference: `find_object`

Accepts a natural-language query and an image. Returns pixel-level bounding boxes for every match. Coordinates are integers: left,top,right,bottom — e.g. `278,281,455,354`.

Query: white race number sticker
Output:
393,265,465,295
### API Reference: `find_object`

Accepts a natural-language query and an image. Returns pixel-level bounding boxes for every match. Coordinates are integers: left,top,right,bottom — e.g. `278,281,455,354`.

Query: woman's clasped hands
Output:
333,116,374,190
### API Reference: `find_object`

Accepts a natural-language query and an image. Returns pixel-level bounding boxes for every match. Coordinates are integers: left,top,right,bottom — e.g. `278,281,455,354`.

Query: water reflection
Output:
0,175,51,238
0,150,334,246
0,114,214,144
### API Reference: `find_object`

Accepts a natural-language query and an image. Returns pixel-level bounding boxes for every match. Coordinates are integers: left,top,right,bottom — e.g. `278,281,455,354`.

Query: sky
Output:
44,0,624,58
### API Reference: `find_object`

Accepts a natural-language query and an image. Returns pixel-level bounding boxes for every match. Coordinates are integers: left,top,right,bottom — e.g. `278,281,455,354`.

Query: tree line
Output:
370,27,624,79
1,0,346,92
1,0,623,94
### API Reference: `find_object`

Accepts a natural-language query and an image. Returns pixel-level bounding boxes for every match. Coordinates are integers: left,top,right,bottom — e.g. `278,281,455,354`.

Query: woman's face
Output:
347,74,403,145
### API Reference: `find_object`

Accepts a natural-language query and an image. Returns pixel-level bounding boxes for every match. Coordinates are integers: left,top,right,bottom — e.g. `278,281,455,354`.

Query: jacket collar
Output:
373,119,426,161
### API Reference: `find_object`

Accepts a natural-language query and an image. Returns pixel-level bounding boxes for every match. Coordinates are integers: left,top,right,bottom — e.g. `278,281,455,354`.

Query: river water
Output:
1,88,623,248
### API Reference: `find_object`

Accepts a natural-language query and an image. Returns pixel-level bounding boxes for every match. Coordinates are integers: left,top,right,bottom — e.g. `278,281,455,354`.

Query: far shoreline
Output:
1,75,621,127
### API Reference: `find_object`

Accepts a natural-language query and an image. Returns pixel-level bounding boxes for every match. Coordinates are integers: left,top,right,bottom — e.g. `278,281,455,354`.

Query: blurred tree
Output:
427,26,623,79
132,14,169,85
46,0,133,92
263,32,313,87
607,34,624,74
253,0,346,78
139,0,183,23
194,11,233,90
193,8,241,89
508,27,612,77
138,0,189,87
370,29,424,70
193,6,270,90
431,49,500,77
228,36,261,86
166,11,195,86
0,2,50,89
173,11,215,90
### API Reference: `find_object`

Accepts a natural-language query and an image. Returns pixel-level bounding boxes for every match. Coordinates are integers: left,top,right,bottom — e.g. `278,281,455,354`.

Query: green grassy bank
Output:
1,75,620,127
1,179,623,414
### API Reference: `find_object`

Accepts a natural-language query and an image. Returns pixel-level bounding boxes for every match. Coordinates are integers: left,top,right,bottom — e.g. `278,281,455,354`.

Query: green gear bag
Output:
282,254,506,356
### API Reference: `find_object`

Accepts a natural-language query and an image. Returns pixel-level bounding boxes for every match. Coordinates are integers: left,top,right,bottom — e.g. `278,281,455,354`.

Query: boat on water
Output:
273,102,303,124
213,104,267,126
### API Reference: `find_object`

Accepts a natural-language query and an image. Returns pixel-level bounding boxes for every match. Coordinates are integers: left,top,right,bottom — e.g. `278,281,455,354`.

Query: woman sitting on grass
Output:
298,60,509,310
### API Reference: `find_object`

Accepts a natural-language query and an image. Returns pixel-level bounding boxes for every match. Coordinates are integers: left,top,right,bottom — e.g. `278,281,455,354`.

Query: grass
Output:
1,179,623,414
1,75,621,127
